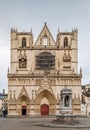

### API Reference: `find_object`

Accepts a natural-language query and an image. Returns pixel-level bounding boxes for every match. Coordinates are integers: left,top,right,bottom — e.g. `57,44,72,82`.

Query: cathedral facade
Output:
8,23,82,116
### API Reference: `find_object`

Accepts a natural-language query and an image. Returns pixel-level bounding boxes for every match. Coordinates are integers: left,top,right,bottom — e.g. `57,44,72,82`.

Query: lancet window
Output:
64,37,68,48
43,35,48,46
22,37,26,48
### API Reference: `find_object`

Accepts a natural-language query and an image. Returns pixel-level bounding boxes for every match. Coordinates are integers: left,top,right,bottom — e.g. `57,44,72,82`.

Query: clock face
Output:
36,52,55,70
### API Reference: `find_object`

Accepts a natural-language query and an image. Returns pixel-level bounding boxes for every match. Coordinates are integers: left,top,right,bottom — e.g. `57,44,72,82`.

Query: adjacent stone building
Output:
81,84,90,116
8,23,82,116
0,89,8,115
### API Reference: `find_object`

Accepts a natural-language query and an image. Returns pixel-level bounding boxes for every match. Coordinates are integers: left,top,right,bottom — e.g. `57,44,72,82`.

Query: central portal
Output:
41,104,49,115
22,106,26,115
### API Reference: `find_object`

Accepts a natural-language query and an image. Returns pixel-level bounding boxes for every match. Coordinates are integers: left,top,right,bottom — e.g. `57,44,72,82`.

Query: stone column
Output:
69,95,72,108
62,95,65,108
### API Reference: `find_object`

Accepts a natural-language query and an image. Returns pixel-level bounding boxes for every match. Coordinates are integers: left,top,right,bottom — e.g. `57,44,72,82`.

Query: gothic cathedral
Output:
8,23,82,116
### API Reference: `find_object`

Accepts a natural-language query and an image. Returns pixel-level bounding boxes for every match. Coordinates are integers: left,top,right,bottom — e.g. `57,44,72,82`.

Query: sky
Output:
0,0,90,92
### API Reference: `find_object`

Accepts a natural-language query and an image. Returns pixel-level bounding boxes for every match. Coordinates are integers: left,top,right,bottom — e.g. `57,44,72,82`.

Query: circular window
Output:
36,52,55,70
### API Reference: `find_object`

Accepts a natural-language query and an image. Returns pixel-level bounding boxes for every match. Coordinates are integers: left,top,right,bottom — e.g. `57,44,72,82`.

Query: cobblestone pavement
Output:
0,117,90,130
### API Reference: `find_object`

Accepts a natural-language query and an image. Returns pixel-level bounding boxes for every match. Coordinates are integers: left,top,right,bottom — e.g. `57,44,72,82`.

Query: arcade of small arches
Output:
8,78,81,86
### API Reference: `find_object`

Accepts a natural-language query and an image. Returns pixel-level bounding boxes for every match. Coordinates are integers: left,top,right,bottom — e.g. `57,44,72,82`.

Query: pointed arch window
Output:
43,35,48,46
64,37,68,48
19,58,27,68
22,37,26,48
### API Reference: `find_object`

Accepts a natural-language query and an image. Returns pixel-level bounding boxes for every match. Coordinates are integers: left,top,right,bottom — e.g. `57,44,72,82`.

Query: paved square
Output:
0,117,90,130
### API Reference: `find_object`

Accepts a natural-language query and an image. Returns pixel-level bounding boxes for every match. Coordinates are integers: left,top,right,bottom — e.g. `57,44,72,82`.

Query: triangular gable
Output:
35,23,56,46
17,86,30,100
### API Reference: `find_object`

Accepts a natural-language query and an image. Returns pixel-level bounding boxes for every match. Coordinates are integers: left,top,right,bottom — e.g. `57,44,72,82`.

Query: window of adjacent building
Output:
64,37,68,48
19,58,27,68
22,37,26,48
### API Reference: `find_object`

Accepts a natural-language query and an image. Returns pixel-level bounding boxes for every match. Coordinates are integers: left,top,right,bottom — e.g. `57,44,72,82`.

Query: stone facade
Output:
82,84,90,116
8,23,82,116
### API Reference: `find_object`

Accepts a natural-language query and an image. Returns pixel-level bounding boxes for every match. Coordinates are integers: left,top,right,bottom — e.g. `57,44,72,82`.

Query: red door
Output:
41,104,49,115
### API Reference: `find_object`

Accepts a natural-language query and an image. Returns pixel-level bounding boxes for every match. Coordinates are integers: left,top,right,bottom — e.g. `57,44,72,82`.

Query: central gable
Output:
35,23,56,46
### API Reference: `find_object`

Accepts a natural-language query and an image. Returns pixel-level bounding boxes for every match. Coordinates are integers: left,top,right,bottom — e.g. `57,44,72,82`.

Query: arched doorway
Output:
41,104,49,115
22,106,26,115
17,95,30,115
35,90,56,115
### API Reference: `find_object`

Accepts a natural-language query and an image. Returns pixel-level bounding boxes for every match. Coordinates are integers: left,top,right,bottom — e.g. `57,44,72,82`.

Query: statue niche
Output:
64,95,70,107
19,58,27,68
60,87,72,113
